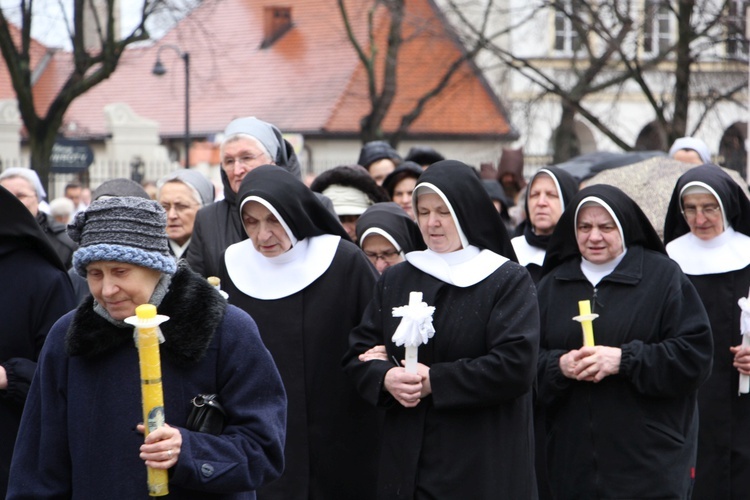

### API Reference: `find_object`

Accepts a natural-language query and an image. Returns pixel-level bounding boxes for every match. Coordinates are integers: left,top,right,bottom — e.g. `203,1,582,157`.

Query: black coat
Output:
344,260,539,499
537,246,713,499
37,211,77,269
221,241,379,500
689,268,750,499
0,187,76,496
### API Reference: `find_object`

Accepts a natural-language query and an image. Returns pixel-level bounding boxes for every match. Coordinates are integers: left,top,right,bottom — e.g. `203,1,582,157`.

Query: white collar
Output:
224,234,341,299
666,227,750,275
511,235,545,267
169,238,191,260
580,250,627,287
405,245,509,287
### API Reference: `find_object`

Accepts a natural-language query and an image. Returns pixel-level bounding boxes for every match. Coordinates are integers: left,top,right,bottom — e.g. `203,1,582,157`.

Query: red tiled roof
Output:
0,23,59,116
1,0,513,140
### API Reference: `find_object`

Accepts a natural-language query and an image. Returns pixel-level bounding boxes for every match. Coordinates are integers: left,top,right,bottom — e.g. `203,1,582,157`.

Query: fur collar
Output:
66,262,227,366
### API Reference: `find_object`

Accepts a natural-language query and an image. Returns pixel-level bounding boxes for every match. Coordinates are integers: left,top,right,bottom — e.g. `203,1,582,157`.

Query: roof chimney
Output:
261,6,293,49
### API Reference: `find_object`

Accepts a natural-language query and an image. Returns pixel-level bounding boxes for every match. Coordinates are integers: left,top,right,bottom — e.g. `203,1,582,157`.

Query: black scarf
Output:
542,184,665,277
663,164,750,244
516,166,579,249
237,165,351,241
355,202,426,253
414,160,517,261
65,262,226,366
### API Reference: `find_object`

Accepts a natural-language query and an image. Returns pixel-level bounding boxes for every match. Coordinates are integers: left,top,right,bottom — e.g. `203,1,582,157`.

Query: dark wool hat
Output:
382,161,423,199
404,146,444,166
68,197,176,277
92,178,150,200
357,140,402,169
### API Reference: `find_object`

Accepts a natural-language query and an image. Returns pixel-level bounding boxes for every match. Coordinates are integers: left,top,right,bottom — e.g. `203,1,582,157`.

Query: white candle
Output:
404,292,422,374
741,333,750,394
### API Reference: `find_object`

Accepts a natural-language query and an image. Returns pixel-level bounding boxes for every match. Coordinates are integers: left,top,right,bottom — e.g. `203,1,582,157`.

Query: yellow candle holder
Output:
125,304,170,497
573,299,598,347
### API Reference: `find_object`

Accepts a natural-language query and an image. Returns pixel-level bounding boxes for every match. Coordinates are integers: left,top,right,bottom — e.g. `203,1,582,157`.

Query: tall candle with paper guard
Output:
738,292,750,394
391,291,436,374
127,304,170,497
573,300,597,347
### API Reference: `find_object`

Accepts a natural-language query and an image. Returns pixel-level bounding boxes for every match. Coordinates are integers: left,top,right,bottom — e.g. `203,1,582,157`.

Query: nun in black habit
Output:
355,202,426,274
219,165,380,500
511,166,578,283
536,185,713,500
664,165,750,499
344,160,539,499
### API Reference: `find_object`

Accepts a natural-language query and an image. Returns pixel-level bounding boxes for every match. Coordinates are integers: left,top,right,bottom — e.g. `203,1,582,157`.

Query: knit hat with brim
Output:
68,196,176,277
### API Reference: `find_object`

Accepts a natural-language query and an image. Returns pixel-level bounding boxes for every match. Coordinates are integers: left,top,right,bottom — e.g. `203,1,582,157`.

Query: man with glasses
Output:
186,116,301,278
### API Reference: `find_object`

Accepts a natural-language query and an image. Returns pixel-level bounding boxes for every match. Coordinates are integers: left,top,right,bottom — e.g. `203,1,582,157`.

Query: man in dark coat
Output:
186,116,301,278
0,186,76,496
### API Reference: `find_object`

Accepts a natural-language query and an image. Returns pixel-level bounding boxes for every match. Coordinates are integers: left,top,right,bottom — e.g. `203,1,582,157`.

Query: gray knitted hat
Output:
68,197,176,277
92,178,150,200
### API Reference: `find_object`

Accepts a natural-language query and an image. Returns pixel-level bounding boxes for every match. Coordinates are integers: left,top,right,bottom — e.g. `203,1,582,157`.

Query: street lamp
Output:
152,45,190,168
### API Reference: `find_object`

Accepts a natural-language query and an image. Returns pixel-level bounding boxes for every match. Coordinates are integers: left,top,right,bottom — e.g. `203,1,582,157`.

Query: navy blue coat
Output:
7,265,287,499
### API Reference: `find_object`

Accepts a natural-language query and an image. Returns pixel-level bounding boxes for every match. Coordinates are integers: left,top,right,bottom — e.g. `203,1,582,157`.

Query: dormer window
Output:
261,6,293,49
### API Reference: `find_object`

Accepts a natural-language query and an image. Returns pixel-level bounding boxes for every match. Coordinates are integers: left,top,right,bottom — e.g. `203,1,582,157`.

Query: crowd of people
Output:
1,120,748,499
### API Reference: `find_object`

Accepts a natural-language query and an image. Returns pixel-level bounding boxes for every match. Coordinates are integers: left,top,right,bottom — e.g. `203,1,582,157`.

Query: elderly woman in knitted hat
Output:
8,197,287,499
186,116,301,278
158,169,215,260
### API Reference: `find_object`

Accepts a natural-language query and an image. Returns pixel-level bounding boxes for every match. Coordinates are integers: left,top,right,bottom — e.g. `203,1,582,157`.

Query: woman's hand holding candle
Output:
560,346,621,382
384,364,431,407
571,346,621,382
138,423,182,469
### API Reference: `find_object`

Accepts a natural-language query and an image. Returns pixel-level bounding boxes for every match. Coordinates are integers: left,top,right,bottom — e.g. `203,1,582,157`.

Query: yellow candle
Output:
135,304,169,497
578,300,596,347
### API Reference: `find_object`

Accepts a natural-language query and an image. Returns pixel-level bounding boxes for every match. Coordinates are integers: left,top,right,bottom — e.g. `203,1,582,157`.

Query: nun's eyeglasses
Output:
223,153,265,169
682,205,720,218
364,249,402,263
161,202,199,214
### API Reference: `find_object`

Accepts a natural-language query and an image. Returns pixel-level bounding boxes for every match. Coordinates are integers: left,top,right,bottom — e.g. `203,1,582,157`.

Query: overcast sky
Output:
0,1,195,49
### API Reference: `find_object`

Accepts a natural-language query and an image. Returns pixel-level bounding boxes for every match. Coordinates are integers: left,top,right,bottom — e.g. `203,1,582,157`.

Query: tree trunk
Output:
28,127,59,194
669,0,695,144
552,101,581,163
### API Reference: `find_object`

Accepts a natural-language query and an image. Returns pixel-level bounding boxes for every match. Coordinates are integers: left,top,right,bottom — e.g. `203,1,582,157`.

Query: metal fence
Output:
45,159,178,199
